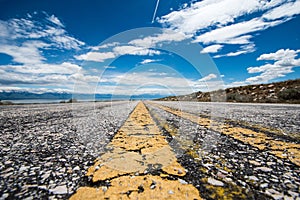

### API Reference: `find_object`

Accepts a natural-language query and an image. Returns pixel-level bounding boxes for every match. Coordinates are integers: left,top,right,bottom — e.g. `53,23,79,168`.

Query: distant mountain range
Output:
0,91,165,101
157,79,300,103
1,79,299,104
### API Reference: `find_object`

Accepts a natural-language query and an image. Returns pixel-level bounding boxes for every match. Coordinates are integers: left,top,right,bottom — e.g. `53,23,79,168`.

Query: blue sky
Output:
0,0,299,96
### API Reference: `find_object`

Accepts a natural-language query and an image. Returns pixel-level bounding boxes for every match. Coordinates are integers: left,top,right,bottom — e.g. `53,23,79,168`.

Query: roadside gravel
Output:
153,101,300,135
146,102,300,199
0,101,137,199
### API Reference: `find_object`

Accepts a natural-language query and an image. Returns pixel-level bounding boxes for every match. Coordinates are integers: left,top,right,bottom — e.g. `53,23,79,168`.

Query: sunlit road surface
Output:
71,102,200,199
70,101,300,200
1,101,299,199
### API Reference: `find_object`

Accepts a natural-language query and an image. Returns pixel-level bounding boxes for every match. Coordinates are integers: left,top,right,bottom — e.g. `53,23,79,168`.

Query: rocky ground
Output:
146,102,300,199
0,101,137,199
153,101,300,136
0,101,299,199
157,79,300,103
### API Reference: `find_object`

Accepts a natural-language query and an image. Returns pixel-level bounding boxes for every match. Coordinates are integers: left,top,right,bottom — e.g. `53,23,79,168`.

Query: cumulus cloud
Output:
113,45,160,56
75,52,116,62
75,45,161,62
128,30,187,48
159,0,268,34
96,72,222,96
200,44,223,53
0,41,48,64
0,64,99,87
198,73,217,82
12,62,81,74
159,0,300,57
263,0,300,20
0,86,73,93
0,12,85,50
257,49,300,61
98,71,197,95
245,49,300,84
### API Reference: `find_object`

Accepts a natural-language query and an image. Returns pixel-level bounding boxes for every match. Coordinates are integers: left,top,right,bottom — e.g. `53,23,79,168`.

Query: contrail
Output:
152,0,160,23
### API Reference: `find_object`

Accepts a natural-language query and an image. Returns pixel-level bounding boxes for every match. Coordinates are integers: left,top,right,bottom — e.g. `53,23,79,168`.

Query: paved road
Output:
1,101,299,199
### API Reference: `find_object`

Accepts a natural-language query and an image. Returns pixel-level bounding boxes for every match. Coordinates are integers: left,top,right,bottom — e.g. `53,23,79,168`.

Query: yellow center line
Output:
70,102,202,200
149,102,300,167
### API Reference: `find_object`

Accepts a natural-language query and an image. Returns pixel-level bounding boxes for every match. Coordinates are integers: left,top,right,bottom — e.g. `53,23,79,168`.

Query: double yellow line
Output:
70,102,201,199
150,102,300,167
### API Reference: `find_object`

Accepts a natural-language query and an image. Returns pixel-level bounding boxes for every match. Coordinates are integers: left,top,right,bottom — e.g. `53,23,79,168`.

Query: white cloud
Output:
0,86,73,93
75,45,161,63
97,71,201,95
159,0,300,56
0,41,48,64
194,18,283,45
51,35,84,50
200,44,223,53
0,12,85,50
70,73,99,82
257,49,300,61
2,62,81,75
0,63,100,87
0,12,95,92
128,30,187,48
159,0,269,34
214,44,256,58
140,59,159,64
198,73,217,82
263,0,300,20
75,52,116,62
245,49,300,84
113,45,161,56
104,66,116,69
48,15,64,27
91,42,119,51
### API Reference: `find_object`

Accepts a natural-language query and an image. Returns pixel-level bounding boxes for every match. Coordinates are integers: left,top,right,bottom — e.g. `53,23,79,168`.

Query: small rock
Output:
50,185,68,194
19,165,29,172
260,183,268,188
168,190,174,194
265,189,284,200
38,185,47,190
266,162,275,166
287,190,299,198
102,186,107,192
254,167,272,172
41,172,51,180
1,193,9,199
178,179,188,185
207,177,224,186
73,166,80,171
249,160,261,166
248,176,259,181
284,196,293,200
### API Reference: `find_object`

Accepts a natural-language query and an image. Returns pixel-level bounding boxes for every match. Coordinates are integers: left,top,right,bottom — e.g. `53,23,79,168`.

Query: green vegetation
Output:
157,79,300,104
278,88,300,100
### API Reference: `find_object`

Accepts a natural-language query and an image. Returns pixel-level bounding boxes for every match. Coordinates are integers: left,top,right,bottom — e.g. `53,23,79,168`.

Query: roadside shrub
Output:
278,89,300,100
227,93,253,102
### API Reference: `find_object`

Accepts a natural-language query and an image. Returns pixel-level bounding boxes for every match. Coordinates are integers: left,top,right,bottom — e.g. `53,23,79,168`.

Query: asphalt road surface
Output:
0,101,299,199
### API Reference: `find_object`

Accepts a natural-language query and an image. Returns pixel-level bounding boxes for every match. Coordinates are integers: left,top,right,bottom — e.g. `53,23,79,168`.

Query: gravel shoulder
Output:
0,101,137,199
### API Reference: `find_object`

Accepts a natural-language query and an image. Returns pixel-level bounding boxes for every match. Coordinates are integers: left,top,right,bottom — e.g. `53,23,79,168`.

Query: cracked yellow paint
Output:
148,105,249,199
70,102,201,199
151,102,300,167
71,175,200,200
